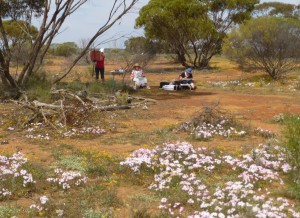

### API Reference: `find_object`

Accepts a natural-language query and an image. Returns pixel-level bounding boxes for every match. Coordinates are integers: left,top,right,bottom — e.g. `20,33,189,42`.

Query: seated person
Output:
130,63,149,89
172,67,195,90
180,67,193,79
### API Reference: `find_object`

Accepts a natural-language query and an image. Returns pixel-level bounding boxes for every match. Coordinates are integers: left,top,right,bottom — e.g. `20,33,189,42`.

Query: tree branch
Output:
52,0,139,83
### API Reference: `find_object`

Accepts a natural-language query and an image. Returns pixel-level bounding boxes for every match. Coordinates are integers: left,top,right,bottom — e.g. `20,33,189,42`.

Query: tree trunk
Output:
176,51,187,67
198,57,211,69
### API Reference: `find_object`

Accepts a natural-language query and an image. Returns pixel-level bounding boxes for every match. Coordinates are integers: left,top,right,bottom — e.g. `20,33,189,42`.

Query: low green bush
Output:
53,155,85,173
0,205,20,218
25,71,52,102
283,115,300,198
83,208,115,218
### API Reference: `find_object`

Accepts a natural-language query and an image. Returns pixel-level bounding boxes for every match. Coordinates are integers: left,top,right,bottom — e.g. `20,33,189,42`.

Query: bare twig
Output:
40,108,59,131
60,100,67,128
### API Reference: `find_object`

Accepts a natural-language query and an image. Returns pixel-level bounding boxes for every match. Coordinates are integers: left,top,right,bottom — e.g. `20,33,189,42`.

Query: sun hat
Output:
100,48,104,53
133,63,141,67
185,68,193,74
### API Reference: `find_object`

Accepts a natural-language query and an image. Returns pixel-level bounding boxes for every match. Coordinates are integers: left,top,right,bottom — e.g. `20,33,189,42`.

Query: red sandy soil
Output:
1,56,300,216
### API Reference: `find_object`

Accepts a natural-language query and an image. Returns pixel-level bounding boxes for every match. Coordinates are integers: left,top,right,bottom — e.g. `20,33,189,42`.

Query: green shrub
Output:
283,115,300,175
25,71,52,102
53,42,79,57
87,81,106,93
103,79,124,95
0,205,20,218
65,80,87,91
83,208,115,218
283,115,300,198
130,204,152,218
115,91,129,105
81,149,120,176
53,155,85,173
87,79,130,95
100,189,123,207
130,193,158,202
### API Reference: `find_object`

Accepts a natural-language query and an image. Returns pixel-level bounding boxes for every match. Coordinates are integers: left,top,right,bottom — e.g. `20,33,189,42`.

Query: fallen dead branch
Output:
130,96,157,103
95,105,131,111
51,89,86,105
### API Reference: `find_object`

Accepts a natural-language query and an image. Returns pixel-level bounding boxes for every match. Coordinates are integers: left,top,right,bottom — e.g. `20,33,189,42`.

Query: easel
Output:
89,48,101,78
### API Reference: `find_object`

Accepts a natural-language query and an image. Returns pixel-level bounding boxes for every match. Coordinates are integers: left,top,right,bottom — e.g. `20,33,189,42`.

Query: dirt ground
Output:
1,56,300,216
0,60,300,154
1,55,300,158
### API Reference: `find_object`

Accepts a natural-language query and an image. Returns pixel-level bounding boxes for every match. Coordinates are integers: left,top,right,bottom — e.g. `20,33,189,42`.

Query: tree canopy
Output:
2,20,38,45
224,16,300,80
0,0,44,20
136,0,258,68
1,20,38,66
253,2,300,19
125,36,164,55
53,42,79,57
136,0,207,67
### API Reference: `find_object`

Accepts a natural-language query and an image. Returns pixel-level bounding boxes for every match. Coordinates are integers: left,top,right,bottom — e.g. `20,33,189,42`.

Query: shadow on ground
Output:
137,86,216,100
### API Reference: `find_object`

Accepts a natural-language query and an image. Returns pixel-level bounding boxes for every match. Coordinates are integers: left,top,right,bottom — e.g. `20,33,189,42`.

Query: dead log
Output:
130,96,157,103
94,105,131,111
51,89,86,105
32,100,61,109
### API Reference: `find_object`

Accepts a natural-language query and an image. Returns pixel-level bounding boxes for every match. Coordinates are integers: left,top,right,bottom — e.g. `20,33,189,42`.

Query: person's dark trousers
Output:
95,67,105,82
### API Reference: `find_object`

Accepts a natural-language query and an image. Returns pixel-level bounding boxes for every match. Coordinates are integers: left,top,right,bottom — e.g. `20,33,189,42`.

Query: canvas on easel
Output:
89,49,101,62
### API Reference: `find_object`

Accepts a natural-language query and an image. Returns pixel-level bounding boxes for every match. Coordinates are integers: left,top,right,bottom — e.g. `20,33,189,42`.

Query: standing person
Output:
95,48,105,83
130,63,149,89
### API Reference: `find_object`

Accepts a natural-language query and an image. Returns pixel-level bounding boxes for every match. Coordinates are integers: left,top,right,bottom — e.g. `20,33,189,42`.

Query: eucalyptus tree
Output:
54,42,79,57
122,36,159,72
224,17,300,80
136,0,206,67
0,0,139,97
1,20,38,68
193,0,258,68
253,2,300,19
136,0,258,68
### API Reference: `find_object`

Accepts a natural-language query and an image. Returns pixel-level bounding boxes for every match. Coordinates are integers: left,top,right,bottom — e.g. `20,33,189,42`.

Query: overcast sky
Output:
51,0,300,49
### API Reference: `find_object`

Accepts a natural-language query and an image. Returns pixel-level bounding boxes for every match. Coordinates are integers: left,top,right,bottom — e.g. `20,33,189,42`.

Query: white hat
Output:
100,48,104,53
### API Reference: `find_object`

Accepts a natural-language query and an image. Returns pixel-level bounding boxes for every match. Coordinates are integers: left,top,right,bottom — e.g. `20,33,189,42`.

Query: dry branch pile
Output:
9,89,157,131
179,103,247,140
179,103,231,131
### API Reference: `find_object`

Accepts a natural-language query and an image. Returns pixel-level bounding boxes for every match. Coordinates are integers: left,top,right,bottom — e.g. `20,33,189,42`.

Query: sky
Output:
49,0,300,49
50,0,150,49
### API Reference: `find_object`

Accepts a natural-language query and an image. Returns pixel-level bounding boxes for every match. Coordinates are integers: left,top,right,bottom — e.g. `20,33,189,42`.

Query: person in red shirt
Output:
95,48,105,83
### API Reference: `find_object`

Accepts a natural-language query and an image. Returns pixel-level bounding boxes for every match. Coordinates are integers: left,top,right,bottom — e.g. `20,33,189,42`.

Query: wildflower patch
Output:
254,127,276,138
121,142,299,217
47,168,88,190
0,152,35,199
